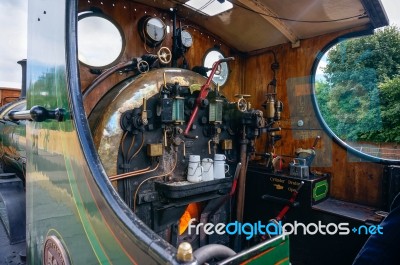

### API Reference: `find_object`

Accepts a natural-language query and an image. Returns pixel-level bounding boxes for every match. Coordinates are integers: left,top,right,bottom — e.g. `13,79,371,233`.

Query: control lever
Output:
209,162,242,217
275,181,304,221
312,135,321,149
230,162,242,196
141,97,148,125
184,57,235,138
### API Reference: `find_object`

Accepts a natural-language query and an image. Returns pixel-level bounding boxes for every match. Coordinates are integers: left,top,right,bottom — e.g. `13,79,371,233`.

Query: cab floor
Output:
0,221,25,265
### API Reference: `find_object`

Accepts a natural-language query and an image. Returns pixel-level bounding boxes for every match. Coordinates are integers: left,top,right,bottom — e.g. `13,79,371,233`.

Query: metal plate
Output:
43,235,70,265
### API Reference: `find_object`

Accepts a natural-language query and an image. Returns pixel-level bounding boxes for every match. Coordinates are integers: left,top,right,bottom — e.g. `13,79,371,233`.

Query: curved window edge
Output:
66,0,178,263
310,28,400,165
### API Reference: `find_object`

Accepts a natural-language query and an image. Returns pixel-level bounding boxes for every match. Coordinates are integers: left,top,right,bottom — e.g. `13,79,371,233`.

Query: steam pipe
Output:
193,244,236,264
109,166,151,181
171,8,178,67
236,126,248,223
82,61,134,98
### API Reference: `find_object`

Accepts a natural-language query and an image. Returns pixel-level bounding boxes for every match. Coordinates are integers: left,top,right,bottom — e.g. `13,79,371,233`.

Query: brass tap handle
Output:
164,128,168,147
142,97,148,125
234,94,251,99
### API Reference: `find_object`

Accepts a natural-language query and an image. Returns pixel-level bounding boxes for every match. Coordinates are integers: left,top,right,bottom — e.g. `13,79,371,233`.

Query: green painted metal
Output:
244,237,290,265
0,0,291,264
313,180,329,202
25,1,142,263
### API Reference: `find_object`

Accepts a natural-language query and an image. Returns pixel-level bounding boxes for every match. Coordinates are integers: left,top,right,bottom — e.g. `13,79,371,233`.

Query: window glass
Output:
203,50,229,86
314,26,400,160
78,13,124,68
0,0,27,89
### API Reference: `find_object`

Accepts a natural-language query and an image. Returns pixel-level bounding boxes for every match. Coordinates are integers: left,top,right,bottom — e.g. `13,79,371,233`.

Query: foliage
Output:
378,76,400,142
317,26,400,143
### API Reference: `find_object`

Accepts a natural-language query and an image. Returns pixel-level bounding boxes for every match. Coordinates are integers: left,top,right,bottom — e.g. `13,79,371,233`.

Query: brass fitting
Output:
176,242,193,262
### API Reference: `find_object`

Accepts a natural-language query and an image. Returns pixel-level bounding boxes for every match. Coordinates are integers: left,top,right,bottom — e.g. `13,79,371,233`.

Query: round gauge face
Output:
145,17,166,42
181,30,193,48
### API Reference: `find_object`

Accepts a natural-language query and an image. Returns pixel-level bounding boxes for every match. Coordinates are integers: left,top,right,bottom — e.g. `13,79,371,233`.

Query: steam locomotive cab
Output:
76,1,278,255
87,64,268,248
0,0,394,264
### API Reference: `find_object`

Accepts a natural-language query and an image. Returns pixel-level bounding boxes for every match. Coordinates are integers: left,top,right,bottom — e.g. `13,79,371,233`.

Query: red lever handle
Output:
184,57,235,138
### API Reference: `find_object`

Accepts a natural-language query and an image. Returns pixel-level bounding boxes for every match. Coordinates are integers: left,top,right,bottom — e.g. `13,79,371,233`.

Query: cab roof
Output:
133,0,389,52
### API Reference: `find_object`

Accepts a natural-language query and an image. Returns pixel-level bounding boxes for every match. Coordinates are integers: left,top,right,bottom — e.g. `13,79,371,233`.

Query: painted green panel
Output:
244,237,290,265
313,180,329,201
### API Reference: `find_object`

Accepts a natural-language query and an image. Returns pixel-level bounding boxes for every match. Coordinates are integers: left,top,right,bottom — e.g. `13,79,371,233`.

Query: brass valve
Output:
234,94,251,112
142,97,148,125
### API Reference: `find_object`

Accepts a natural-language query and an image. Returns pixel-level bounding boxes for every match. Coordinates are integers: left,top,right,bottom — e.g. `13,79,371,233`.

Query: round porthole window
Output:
203,49,229,86
313,27,400,162
78,12,125,68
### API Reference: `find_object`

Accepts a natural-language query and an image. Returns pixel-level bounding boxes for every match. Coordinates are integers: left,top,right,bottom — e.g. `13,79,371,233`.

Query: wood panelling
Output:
0,88,20,106
244,26,384,207
79,0,243,114
79,0,385,207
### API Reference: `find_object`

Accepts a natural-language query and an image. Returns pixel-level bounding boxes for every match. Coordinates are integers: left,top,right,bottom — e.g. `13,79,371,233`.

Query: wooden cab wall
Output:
79,0,385,208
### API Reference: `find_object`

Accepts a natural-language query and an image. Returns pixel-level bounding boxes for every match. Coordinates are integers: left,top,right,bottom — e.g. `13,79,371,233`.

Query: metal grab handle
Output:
292,158,307,166
261,194,300,207
8,105,66,122
184,57,235,138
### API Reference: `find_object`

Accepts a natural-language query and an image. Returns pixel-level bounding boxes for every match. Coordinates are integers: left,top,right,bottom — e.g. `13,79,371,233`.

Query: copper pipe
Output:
129,132,145,163
133,152,177,211
109,162,160,181
120,131,128,161
126,134,136,162
109,167,151,181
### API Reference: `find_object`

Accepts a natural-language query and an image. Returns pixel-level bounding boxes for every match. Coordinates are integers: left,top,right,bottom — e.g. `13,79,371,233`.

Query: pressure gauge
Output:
138,16,166,46
181,30,193,48
146,18,165,42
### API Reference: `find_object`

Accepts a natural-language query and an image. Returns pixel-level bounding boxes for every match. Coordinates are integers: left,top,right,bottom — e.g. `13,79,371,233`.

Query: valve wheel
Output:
237,97,247,112
157,47,172,64
137,60,149,73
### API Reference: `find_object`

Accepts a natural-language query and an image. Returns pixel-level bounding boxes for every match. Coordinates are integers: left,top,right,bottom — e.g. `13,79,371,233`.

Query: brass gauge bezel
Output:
138,16,167,47
180,29,193,48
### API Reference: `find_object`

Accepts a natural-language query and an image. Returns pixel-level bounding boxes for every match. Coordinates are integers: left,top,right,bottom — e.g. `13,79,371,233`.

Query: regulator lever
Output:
184,57,235,138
